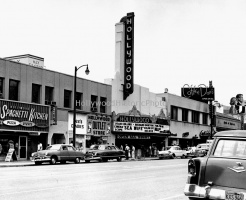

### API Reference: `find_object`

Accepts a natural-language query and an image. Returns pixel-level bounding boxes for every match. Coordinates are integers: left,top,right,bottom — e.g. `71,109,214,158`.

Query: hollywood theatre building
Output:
0,100,49,161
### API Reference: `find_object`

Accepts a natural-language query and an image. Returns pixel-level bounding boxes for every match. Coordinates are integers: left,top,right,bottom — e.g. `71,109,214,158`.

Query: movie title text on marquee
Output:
87,114,111,136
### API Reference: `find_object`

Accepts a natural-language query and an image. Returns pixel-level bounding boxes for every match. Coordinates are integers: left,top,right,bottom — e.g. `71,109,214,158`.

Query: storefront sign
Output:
87,114,111,136
117,135,150,139
68,113,87,135
3,120,20,126
200,130,210,137
113,122,169,134
50,105,57,125
216,117,241,130
123,12,135,100
0,100,49,131
181,84,215,103
5,148,14,162
20,121,35,127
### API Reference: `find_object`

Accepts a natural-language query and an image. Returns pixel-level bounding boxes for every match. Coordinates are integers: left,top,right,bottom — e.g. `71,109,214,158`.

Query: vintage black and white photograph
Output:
0,0,246,199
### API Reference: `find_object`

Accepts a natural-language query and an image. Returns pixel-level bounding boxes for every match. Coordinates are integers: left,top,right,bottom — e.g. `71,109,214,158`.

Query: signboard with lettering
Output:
0,100,49,132
113,122,170,134
122,12,135,100
5,148,14,162
181,84,215,103
50,105,57,125
87,114,111,136
68,113,87,135
117,135,150,139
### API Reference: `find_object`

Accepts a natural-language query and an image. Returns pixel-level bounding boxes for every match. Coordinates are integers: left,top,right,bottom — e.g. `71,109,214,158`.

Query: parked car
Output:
185,146,197,158
193,143,211,157
158,145,187,159
84,144,125,163
184,130,246,200
31,144,84,165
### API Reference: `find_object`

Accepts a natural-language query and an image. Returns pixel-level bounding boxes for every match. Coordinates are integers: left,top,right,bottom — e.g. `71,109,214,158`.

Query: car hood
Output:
204,157,246,189
158,150,169,154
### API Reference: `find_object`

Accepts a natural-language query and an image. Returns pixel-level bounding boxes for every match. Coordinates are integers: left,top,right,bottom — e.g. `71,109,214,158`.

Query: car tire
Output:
35,161,42,165
181,154,186,159
117,157,122,162
171,154,176,159
50,156,57,165
75,157,80,164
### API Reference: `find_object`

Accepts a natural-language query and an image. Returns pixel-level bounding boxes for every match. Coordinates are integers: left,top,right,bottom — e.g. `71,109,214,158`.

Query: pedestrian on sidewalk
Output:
125,144,130,160
131,145,135,160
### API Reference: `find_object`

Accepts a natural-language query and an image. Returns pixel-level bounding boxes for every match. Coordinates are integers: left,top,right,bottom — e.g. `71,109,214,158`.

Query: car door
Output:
67,146,77,161
60,145,70,161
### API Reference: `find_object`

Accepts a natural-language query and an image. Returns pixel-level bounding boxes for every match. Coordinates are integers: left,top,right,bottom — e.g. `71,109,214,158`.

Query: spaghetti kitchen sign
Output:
0,100,49,131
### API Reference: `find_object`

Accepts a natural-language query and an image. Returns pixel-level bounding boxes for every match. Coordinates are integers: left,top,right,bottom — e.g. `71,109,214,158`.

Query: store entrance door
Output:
19,136,27,159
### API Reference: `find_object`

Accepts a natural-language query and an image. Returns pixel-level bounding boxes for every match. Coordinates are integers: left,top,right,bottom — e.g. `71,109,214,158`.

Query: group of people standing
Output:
120,144,136,160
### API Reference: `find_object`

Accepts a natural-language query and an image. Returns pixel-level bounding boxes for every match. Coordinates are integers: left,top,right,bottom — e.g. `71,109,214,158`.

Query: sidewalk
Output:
0,157,159,167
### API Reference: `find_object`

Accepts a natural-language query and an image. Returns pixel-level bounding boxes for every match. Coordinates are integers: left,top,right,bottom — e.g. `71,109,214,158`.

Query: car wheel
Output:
117,157,122,162
171,154,176,159
85,160,90,163
181,154,186,159
75,157,80,164
50,156,57,165
35,161,42,165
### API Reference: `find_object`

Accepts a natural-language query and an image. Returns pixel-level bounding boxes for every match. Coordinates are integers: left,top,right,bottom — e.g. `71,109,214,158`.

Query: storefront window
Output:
76,92,82,110
0,135,19,161
9,79,19,101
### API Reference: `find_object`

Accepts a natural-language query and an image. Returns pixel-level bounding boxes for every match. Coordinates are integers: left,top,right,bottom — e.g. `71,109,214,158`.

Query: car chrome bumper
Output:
184,184,246,200
84,156,101,161
30,157,51,162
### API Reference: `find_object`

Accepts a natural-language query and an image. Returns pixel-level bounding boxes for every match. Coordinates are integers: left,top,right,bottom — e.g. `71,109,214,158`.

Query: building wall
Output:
0,58,112,153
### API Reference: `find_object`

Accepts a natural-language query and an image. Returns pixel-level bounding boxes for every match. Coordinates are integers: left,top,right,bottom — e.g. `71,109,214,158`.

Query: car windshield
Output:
214,139,246,158
46,145,61,150
164,147,171,150
90,145,106,150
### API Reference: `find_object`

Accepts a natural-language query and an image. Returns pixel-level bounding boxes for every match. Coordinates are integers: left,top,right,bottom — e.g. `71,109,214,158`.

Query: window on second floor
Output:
45,86,54,102
0,78,4,98
100,97,107,113
171,106,178,120
75,92,82,110
9,79,19,101
91,95,98,112
202,113,208,125
32,84,41,104
64,90,71,108
182,108,189,122
192,111,200,124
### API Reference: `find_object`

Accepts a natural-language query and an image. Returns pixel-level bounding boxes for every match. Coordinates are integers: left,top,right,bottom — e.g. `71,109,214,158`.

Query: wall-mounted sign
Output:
20,121,35,127
122,12,135,100
3,120,20,126
68,113,87,135
181,84,215,103
87,114,111,136
50,105,57,125
113,122,170,134
0,100,49,131
117,134,150,139
182,132,189,137
200,130,211,137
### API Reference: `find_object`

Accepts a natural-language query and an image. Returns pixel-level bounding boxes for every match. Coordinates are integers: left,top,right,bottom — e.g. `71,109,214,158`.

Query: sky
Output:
1,0,246,106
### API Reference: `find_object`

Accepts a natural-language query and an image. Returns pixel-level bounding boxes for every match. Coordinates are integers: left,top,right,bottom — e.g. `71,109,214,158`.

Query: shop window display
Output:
0,136,19,161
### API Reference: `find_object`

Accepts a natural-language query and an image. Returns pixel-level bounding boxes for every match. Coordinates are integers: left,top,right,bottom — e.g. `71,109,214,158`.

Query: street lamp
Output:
73,64,90,148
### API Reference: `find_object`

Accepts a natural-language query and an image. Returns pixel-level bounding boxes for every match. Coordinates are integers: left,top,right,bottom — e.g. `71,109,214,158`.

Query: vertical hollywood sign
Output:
123,12,135,100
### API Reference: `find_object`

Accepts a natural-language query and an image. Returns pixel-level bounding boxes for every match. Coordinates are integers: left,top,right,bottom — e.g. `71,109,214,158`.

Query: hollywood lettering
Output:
123,12,134,100
0,105,48,121
117,115,151,123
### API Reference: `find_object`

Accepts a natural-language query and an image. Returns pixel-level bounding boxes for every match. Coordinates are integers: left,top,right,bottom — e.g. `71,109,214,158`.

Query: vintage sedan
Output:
193,143,211,157
31,144,84,165
84,144,125,163
184,130,246,200
158,146,187,159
